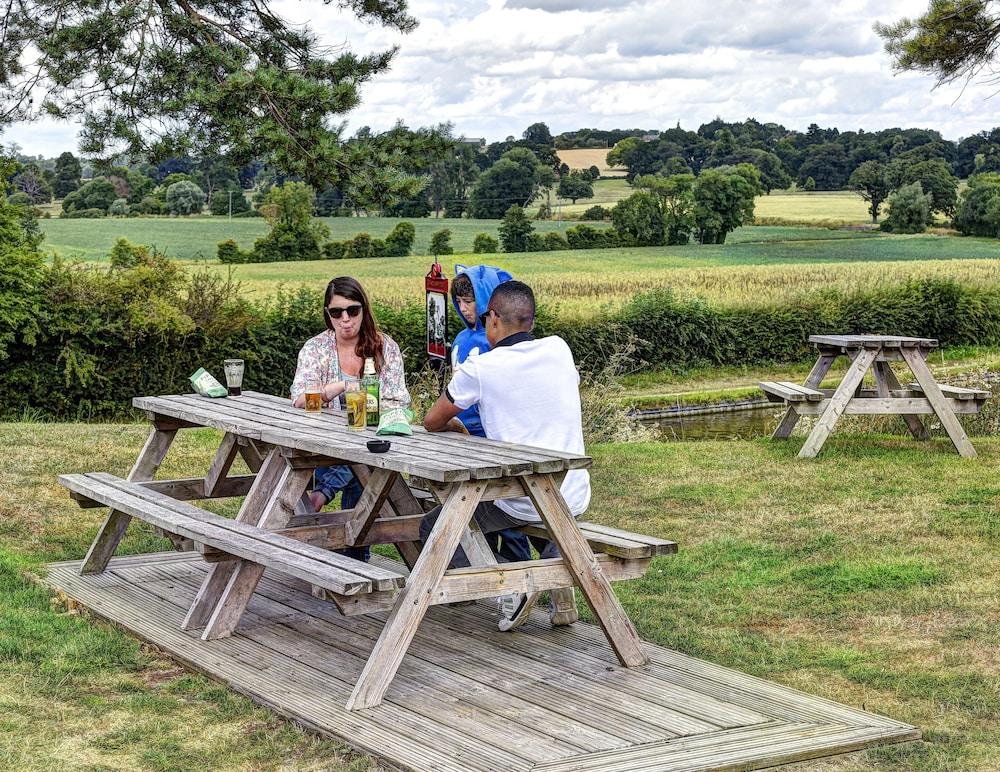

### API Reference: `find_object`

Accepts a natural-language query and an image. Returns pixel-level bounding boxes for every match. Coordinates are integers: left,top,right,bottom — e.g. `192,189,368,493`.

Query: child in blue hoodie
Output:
450,264,533,562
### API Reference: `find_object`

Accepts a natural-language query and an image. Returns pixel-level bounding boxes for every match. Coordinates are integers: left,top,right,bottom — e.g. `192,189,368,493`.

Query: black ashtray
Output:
366,439,391,453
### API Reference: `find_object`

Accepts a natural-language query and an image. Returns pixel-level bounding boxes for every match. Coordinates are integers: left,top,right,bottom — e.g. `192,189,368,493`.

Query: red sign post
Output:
425,262,449,362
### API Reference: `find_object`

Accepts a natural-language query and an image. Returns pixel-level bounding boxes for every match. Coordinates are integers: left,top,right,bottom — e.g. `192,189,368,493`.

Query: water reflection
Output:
640,406,787,441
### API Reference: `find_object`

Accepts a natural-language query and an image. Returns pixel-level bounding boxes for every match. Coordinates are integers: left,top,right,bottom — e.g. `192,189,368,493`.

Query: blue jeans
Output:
314,465,368,562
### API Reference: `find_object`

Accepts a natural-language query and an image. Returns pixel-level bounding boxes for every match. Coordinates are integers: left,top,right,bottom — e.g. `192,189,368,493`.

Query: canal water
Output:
638,405,787,441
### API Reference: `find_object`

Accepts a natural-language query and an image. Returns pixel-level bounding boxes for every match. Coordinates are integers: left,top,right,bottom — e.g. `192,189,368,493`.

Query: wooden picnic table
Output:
61,391,673,712
761,335,990,459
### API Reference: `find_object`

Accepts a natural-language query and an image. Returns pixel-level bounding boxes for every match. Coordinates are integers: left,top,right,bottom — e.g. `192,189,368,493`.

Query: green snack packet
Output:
189,367,228,398
376,407,414,436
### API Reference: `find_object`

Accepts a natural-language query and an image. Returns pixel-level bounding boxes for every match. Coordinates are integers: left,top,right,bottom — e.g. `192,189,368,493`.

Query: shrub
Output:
954,173,1000,237
536,202,552,220
254,223,323,262
472,233,499,253
209,188,251,216
323,241,346,260
429,228,453,256
165,180,205,215
0,172,45,361
343,233,375,260
7,191,31,207
217,239,250,264
134,195,163,215
881,182,932,234
543,231,568,251
109,198,129,217
383,222,416,257
59,207,105,219
580,205,607,221
803,176,816,192
61,177,117,214
565,224,617,249
525,233,548,251
499,205,533,252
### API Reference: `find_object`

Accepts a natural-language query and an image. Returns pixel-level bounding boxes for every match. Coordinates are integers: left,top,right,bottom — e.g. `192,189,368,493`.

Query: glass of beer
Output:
304,380,323,413
223,359,244,396
344,381,366,430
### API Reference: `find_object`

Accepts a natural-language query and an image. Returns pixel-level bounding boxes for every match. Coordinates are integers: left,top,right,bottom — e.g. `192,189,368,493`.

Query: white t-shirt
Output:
447,334,591,523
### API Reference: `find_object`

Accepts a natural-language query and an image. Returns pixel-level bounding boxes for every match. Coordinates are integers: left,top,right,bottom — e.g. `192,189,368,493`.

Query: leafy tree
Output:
888,158,959,216
523,122,554,146
315,185,345,217
0,162,45,361
61,176,117,214
429,228,453,256
881,182,933,233
580,205,607,221
165,180,205,215
797,143,851,189
109,198,130,217
610,191,665,247
588,164,600,180
383,222,416,256
877,1,1000,88
252,182,328,261
469,148,549,218
803,176,817,191
53,152,82,198
209,188,251,216
849,161,892,222
498,205,534,252
428,138,479,218
954,172,1000,236
693,164,761,244
636,173,696,245
0,1,423,205
557,171,594,204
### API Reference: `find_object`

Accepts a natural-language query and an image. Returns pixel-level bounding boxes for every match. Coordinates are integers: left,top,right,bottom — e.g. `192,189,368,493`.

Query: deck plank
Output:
45,553,919,772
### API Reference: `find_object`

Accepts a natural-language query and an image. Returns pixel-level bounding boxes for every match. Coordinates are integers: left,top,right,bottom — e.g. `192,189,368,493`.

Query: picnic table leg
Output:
901,348,977,458
522,474,649,668
773,353,836,439
346,480,485,711
798,348,878,458
353,465,423,569
874,361,930,440
181,448,285,630
80,426,177,574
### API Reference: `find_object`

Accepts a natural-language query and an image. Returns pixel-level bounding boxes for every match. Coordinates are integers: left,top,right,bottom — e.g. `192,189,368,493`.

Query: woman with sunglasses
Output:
290,276,410,560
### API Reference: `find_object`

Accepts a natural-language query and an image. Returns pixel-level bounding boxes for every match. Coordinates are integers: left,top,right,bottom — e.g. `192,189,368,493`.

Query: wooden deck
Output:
45,552,919,771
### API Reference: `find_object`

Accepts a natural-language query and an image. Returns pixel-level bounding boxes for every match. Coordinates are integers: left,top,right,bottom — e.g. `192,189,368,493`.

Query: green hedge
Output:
3,254,1000,420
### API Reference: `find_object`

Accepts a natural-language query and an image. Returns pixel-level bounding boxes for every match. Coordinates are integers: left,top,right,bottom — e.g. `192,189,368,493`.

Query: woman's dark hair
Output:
323,276,384,374
450,273,474,301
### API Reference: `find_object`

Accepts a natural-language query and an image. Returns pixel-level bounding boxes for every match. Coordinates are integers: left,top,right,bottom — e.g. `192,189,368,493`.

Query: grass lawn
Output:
1,423,997,769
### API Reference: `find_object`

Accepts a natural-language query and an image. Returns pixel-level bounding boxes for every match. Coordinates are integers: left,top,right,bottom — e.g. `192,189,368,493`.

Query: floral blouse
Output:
290,329,410,409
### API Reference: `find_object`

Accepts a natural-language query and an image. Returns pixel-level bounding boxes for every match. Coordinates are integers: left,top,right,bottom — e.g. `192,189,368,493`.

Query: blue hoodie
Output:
451,264,513,437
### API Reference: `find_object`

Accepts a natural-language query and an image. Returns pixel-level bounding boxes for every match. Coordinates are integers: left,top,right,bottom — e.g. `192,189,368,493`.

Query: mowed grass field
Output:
1,423,996,769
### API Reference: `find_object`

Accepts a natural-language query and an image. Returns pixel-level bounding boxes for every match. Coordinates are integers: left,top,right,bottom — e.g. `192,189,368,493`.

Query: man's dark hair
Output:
489,280,535,329
450,273,474,300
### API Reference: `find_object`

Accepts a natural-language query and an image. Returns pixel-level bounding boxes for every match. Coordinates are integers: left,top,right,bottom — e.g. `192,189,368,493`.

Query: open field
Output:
555,147,625,176
190,234,1000,315
1,422,996,769
39,216,601,261
756,190,882,226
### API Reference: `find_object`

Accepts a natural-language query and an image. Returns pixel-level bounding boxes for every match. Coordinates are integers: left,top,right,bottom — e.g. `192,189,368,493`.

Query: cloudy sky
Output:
5,0,1000,157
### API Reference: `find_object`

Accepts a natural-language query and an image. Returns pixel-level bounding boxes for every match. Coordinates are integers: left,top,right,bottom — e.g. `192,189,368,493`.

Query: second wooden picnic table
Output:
62,391,675,712
761,335,990,458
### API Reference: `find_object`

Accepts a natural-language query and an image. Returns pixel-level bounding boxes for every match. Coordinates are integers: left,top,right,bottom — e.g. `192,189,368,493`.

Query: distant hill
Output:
555,148,626,177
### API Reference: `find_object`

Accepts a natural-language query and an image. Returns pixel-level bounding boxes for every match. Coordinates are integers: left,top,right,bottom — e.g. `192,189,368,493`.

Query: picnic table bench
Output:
762,335,990,458
60,391,674,711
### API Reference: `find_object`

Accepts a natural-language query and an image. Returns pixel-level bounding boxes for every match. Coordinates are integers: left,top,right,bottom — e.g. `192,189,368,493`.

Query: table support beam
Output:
901,348,977,458
873,362,929,440
80,427,176,574
799,349,878,458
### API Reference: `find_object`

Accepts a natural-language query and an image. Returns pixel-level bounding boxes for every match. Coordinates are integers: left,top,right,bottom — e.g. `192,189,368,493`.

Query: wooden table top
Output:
133,391,591,483
809,334,938,350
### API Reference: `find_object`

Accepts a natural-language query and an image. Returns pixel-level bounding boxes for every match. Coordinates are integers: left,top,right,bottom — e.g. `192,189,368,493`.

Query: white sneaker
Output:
548,587,578,626
497,592,539,632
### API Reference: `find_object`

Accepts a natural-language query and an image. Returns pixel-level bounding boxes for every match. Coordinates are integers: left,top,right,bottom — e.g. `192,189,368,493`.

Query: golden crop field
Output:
555,148,626,176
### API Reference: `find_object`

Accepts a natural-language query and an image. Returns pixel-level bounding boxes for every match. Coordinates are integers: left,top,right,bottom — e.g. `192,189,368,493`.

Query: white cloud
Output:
5,0,1000,156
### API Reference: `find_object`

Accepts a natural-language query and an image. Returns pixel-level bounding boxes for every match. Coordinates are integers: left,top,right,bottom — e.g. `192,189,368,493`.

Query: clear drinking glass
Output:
304,380,323,413
344,381,366,430
223,359,244,396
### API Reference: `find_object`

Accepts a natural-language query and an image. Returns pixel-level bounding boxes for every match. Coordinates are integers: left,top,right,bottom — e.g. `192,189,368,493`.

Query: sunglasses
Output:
327,304,362,320
478,308,498,327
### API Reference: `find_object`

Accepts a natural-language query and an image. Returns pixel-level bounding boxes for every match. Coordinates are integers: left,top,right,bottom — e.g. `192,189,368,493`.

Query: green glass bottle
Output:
362,357,380,426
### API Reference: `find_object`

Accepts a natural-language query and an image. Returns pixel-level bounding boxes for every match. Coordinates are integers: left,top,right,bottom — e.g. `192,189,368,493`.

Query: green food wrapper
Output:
189,367,228,398
376,407,414,436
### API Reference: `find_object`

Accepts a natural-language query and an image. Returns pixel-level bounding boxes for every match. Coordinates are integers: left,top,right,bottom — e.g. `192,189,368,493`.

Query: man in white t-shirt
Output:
422,280,590,631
